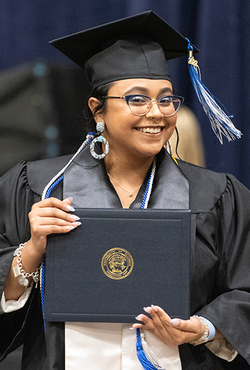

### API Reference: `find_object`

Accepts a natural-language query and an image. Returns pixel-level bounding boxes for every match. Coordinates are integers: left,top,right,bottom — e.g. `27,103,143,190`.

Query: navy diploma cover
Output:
45,208,191,322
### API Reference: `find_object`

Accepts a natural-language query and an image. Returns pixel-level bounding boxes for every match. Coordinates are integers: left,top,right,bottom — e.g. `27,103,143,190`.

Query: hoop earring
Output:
90,122,109,160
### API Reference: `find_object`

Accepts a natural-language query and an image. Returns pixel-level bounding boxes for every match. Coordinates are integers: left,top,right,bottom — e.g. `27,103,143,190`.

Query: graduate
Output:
0,11,250,370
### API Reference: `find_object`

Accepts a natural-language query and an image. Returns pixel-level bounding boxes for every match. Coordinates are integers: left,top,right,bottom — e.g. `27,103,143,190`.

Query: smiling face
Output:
89,78,177,162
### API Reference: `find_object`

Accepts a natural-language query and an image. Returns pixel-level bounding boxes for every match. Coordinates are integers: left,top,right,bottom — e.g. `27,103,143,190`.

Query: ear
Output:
88,96,99,117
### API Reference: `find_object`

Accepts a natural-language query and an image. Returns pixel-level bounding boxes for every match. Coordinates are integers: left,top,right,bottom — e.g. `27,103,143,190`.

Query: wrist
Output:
13,243,41,287
25,238,46,262
189,316,215,346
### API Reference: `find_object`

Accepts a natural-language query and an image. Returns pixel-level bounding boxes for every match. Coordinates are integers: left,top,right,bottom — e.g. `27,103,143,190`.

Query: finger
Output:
37,222,80,235
150,307,200,337
33,216,81,227
170,316,202,334
62,197,75,212
30,207,79,222
135,308,176,345
132,313,154,330
146,305,172,329
32,197,75,213
149,305,171,321
62,197,73,205
31,211,81,230
133,306,171,331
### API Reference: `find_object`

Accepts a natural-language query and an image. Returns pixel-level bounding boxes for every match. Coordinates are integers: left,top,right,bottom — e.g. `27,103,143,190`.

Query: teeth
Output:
137,127,162,134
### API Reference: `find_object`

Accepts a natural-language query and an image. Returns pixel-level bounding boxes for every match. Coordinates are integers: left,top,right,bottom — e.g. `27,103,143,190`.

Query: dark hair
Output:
174,126,181,159
85,82,114,133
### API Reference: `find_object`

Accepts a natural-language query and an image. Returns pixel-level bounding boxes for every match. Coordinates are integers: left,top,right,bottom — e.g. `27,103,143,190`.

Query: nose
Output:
145,100,163,120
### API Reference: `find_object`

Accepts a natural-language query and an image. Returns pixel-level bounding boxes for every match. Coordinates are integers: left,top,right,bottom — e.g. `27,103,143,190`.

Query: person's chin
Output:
137,143,164,158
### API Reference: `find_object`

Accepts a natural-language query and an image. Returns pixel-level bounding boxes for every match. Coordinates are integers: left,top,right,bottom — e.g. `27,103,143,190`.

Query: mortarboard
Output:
50,11,198,89
50,11,241,143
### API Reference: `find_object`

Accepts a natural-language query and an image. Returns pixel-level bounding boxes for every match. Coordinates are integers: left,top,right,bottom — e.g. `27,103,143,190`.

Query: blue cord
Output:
141,166,154,209
40,258,46,335
41,174,64,335
45,175,64,199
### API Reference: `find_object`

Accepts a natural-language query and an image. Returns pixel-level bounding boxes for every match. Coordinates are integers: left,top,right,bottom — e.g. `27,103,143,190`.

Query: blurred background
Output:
0,1,249,368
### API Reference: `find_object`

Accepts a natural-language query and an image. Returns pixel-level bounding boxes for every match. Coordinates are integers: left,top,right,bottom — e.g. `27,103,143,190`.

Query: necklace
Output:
107,173,142,197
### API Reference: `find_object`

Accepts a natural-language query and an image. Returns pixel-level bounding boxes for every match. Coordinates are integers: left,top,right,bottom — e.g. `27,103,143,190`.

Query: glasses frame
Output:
102,94,184,117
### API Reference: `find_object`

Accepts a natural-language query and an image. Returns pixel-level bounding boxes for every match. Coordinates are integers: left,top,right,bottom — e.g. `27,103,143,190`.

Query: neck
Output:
104,151,155,208
104,152,154,184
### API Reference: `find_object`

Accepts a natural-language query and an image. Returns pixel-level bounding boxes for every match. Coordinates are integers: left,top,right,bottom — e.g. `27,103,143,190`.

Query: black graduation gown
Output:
0,147,250,370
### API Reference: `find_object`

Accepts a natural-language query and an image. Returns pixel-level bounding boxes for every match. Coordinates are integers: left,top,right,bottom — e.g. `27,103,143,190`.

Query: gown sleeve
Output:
0,161,38,360
195,174,250,365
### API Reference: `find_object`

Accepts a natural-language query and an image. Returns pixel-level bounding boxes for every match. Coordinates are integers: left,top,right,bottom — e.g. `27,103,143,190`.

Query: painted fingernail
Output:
67,197,73,201
72,221,82,226
151,304,157,311
135,316,141,321
67,205,75,212
70,215,80,220
171,319,180,326
66,225,75,230
143,306,151,313
130,327,135,330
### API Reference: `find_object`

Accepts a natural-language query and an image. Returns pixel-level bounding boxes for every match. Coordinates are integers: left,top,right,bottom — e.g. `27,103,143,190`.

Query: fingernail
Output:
130,327,135,330
72,221,82,226
143,306,151,313
67,205,75,212
171,319,180,326
66,226,75,230
70,215,80,220
67,197,73,201
151,304,157,311
135,316,141,321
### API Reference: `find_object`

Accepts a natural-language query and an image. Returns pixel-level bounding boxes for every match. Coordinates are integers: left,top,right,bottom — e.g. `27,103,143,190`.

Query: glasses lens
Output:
128,95,151,115
158,96,181,116
126,95,183,117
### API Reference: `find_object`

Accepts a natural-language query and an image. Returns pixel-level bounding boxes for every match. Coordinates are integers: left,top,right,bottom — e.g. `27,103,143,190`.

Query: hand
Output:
132,305,205,346
5,197,81,301
28,197,81,256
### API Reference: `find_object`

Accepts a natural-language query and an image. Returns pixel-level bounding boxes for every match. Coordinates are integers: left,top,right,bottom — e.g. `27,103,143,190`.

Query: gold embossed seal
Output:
101,247,134,280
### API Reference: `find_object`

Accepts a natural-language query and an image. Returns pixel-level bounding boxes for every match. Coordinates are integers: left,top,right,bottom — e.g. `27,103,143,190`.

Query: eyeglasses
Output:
102,94,184,117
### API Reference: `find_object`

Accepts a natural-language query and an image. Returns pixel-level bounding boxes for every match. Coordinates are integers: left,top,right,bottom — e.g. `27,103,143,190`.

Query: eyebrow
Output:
124,86,173,95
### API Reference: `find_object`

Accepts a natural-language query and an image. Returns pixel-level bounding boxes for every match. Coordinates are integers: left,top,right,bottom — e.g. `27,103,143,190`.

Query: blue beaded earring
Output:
90,121,109,160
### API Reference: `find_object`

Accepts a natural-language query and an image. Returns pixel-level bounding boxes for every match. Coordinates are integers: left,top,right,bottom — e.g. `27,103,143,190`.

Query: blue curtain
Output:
1,0,249,187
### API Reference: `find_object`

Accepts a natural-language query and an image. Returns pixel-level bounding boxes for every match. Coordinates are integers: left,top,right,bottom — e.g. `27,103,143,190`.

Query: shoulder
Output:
1,155,72,198
26,155,72,196
177,160,229,212
178,160,226,186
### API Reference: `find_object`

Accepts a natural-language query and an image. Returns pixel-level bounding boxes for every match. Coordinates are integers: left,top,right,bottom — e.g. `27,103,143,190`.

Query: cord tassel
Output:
186,38,242,144
136,329,164,370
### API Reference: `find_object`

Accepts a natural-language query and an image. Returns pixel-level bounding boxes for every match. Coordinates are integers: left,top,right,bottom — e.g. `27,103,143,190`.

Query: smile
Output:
136,127,162,134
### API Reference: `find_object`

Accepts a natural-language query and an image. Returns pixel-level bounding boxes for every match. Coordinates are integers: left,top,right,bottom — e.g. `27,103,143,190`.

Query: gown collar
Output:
63,145,189,210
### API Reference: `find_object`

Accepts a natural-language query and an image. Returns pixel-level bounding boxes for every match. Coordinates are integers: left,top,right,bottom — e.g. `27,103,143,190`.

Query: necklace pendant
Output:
129,192,133,197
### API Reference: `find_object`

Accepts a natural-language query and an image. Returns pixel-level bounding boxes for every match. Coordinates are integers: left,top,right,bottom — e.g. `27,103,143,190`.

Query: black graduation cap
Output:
50,11,198,89
50,11,242,142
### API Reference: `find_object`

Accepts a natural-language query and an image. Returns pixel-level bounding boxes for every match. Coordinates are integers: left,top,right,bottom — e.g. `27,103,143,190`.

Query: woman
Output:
1,11,250,370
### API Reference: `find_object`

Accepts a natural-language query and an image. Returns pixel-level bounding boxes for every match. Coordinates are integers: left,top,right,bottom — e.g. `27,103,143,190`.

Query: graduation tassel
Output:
136,329,164,370
186,38,242,144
